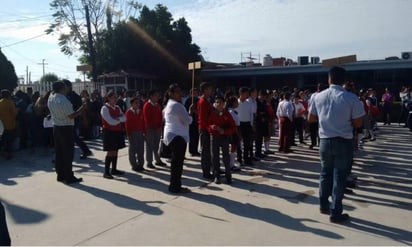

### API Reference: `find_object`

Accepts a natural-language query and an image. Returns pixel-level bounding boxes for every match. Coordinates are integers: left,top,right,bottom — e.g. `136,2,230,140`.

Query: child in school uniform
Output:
208,96,236,184
125,97,146,172
226,96,241,171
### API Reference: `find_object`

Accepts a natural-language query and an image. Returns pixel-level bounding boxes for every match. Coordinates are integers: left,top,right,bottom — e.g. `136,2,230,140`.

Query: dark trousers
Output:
279,117,291,151
309,122,319,147
211,135,231,178
199,129,212,176
0,201,11,246
54,126,75,180
254,124,266,156
168,136,187,192
0,129,15,154
237,122,252,163
292,117,304,143
188,123,199,154
74,126,90,154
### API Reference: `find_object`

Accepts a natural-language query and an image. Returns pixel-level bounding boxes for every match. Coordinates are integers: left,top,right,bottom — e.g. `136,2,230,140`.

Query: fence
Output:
16,81,99,96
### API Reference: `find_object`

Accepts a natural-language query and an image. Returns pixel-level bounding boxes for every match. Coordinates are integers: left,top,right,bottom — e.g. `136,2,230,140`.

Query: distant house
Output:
97,69,157,95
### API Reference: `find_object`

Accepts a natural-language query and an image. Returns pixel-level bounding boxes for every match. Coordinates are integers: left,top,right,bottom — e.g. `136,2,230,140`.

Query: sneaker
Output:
330,213,350,223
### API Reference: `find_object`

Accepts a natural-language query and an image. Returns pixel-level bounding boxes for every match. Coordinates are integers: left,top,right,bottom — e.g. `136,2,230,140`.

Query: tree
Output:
47,0,141,56
0,49,18,90
90,4,201,86
40,73,59,84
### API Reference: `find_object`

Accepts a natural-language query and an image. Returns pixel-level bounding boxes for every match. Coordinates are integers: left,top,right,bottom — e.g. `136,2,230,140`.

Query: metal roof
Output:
201,59,412,78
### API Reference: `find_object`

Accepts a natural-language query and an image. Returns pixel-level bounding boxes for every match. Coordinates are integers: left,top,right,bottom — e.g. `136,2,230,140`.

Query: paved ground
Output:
1,123,411,246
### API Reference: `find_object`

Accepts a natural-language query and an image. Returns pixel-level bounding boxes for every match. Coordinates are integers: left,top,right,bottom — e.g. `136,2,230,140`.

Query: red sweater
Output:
197,96,212,130
125,108,145,134
143,100,163,130
102,105,122,132
208,109,236,136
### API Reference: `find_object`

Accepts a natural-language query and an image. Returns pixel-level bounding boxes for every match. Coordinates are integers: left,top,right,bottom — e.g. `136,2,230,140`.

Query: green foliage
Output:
40,73,59,84
0,49,18,90
48,1,201,87
90,4,201,85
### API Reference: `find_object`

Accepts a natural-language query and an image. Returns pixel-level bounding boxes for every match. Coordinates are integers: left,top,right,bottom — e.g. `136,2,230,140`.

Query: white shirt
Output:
47,92,74,126
293,102,306,118
163,99,193,145
228,108,240,126
236,98,254,123
277,99,293,121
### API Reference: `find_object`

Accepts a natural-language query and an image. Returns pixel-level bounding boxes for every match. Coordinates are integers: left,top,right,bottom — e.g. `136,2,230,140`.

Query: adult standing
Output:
163,84,194,193
47,81,85,184
398,86,409,127
63,80,93,159
197,82,214,179
143,90,166,169
308,66,364,223
0,89,17,160
101,91,127,179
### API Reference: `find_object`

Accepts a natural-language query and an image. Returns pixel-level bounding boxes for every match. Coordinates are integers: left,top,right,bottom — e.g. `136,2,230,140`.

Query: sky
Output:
1,0,412,83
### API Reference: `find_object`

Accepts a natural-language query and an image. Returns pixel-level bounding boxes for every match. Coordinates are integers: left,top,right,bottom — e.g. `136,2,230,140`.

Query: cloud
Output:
173,0,412,62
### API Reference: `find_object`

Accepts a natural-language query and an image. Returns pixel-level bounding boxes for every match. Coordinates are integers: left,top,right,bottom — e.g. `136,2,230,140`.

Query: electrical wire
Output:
0,33,47,48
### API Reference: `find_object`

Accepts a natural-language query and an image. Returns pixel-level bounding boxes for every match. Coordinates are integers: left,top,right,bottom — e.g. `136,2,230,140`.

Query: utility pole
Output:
26,66,29,84
85,4,97,83
37,59,48,81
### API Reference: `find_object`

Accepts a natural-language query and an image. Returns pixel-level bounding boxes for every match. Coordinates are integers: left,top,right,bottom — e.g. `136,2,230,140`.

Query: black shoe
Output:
80,151,93,159
214,177,221,184
291,143,297,146
330,213,350,223
169,187,191,194
309,145,314,149
111,169,125,175
155,161,167,167
202,173,214,180
256,154,266,159
244,161,254,167
57,177,64,182
64,177,83,184
344,188,354,194
264,150,275,154
147,163,156,169
320,208,329,215
252,157,260,161
132,166,145,172
103,173,114,179
231,166,241,172
190,152,201,157
284,149,293,153
226,176,232,184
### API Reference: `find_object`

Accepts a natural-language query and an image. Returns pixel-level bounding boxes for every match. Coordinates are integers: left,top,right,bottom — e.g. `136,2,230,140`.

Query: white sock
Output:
264,141,269,151
230,152,235,168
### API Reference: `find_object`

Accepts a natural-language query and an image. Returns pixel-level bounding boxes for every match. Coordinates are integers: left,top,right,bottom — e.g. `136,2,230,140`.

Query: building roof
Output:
98,69,157,80
201,59,412,78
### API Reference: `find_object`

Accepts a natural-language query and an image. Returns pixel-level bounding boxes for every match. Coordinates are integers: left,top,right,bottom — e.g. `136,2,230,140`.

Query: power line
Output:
0,33,47,48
